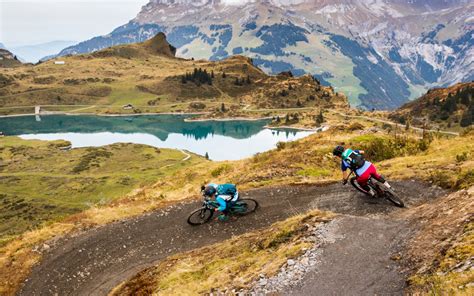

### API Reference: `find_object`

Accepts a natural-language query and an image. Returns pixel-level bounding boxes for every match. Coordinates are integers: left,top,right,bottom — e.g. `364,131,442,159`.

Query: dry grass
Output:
0,40,346,116
110,210,334,295
404,187,474,295
1,119,473,295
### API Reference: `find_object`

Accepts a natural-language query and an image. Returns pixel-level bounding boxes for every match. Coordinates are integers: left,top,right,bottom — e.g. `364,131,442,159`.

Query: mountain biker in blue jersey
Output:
202,183,239,221
332,145,390,197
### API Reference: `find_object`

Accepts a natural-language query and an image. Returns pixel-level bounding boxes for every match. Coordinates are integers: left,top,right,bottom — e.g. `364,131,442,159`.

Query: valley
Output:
1,107,473,294
1,2,473,294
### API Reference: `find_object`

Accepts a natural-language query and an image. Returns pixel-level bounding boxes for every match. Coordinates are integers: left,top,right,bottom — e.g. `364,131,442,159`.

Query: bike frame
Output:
202,196,242,213
346,171,378,194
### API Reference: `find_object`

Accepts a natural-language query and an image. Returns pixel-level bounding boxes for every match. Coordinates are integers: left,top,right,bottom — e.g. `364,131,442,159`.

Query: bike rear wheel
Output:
384,190,405,208
187,207,214,225
350,177,371,196
231,199,259,216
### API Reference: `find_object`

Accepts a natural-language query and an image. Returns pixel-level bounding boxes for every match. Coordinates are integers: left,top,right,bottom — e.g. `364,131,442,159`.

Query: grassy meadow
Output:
0,137,205,246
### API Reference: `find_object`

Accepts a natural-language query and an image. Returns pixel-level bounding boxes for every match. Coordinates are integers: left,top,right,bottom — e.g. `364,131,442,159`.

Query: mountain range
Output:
9,40,77,63
46,0,474,109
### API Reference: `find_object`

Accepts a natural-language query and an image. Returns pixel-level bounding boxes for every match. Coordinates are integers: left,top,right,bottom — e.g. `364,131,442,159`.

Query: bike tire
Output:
232,199,259,216
350,177,371,196
187,207,214,225
371,179,405,208
384,190,405,208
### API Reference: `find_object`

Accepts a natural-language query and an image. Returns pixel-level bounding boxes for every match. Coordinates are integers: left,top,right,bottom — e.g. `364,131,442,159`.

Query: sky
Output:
0,0,149,47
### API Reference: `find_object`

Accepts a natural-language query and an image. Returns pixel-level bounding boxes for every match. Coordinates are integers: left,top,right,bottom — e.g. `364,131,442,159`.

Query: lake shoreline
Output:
0,111,208,119
0,112,321,132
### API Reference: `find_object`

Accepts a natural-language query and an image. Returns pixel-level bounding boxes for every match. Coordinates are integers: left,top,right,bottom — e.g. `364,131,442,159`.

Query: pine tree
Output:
292,113,299,122
205,152,209,160
181,75,186,84
288,84,293,90
221,103,226,112
315,110,324,126
222,72,227,78
296,99,302,107
211,70,215,79
460,110,472,127
460,92,471,106
246,75,251,84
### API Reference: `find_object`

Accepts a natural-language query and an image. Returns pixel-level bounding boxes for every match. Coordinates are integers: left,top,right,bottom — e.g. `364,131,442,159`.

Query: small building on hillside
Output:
54,61,65,65
122,104,134,110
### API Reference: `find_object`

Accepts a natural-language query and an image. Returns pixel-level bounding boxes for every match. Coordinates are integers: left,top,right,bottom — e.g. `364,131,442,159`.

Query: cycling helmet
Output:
202,185,217,197
333,145,345,156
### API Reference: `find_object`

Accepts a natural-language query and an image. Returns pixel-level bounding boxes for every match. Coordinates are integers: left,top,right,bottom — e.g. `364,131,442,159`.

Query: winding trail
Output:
328,110,460,136
19,181,444,296
286,216,411,295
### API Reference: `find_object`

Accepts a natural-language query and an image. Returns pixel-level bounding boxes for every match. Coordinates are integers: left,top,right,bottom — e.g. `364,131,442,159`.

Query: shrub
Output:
276,142,286,150
353,135,431,162
189,102,206,110
456,152,469,163
211,164,231,177
456,170,474,189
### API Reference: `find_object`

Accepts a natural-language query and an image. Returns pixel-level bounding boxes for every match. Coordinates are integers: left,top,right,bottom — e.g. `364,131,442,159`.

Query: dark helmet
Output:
333,145,345,156
202,185,217,197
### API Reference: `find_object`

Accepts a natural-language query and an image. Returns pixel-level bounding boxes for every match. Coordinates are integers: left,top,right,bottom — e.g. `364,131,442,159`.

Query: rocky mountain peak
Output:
143,32,177,57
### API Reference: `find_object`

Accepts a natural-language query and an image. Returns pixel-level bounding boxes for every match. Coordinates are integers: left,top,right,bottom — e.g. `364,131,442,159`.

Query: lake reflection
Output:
0,114,314,160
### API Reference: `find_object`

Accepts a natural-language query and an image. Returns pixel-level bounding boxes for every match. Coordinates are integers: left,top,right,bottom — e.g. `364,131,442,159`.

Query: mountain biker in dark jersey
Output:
332,145,389,197
202,183,239,221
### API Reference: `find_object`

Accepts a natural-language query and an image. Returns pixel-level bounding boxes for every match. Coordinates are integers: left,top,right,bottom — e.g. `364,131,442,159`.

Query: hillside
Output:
0,113,474,294
0,49,22,68
0,137,205,246
0,33,347,116
390,82,474,129
50,0,474,109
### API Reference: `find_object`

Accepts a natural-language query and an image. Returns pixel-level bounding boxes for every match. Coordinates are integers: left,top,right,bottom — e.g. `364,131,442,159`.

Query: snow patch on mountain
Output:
315,4,352,14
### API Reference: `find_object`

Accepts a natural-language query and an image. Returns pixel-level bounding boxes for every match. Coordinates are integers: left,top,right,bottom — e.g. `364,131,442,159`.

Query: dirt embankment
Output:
18,181,444,296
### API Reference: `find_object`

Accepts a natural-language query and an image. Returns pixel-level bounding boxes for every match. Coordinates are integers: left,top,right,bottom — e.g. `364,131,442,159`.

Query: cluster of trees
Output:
234,75,251,86
434,87,473,127
285,113,299,124
180,69,253,88
181,68,214,85
272,113,300,124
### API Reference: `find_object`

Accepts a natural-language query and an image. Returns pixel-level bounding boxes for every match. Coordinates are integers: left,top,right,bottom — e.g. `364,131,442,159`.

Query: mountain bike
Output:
346,171,405,207
187,197,259,225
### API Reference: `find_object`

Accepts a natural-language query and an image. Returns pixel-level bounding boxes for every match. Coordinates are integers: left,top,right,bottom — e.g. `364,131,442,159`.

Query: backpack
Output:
342,149,365,170
217,183,237,196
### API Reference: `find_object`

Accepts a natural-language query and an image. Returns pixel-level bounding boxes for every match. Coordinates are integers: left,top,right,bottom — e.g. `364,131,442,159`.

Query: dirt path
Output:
328,110,460,136
286,216,412,295
18,181,444,296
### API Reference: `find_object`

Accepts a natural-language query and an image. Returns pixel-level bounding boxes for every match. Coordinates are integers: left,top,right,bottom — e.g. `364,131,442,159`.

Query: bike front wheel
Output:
232,199,259,216
187,207,214,225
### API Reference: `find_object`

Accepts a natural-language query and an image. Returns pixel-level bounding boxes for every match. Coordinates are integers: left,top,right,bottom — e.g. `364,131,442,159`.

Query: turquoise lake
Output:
0,114,314,160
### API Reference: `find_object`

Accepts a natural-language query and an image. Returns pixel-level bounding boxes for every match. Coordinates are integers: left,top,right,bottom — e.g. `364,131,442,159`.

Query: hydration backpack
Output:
342,149,365,170
217,183,237,196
